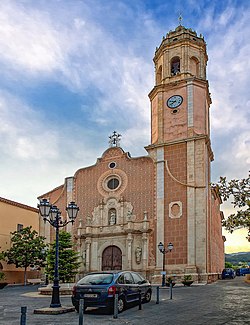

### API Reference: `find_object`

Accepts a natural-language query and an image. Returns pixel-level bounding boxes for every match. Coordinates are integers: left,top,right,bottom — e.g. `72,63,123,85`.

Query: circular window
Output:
107,178,119,190
109,162,116,169
97,169,128,196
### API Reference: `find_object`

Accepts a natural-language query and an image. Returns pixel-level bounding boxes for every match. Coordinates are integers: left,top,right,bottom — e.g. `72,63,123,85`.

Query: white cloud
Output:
0,2,66,74
202,4,250,183
0,90,59,160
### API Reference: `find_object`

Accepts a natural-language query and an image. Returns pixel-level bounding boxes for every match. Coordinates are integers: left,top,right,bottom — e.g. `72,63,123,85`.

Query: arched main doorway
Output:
102,245,122,271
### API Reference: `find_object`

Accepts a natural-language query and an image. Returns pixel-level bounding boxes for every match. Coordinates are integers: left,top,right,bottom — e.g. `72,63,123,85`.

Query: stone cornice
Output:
145,134,214,161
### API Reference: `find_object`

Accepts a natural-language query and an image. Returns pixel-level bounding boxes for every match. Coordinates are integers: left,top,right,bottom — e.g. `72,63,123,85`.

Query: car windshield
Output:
78,273,114,285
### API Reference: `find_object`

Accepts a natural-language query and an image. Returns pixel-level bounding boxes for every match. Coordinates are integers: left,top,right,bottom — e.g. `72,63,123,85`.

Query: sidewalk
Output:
0,276,249,324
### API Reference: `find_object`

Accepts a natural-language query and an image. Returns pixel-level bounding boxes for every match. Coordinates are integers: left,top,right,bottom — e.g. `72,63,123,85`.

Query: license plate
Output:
84,293,98,298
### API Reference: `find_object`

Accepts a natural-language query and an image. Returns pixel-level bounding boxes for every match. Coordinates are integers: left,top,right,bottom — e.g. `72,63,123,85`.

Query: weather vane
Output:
109,131,121,147
178,12,183,25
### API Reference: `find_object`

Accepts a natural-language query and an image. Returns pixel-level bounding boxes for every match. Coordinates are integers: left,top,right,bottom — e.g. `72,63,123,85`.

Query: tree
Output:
1,226,47,285
225,261,234,269
46,231,80,283
213,172,250,241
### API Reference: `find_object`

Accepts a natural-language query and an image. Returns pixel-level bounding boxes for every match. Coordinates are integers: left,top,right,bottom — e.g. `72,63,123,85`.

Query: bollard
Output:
156,286,159,304
0,306,4,318
138,289,142,310
169,281,173,300
79,299,84,325
20,306,27,325
113,293,118,319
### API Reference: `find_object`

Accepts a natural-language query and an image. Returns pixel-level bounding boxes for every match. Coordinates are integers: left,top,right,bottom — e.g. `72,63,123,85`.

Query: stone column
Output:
142,233,148,271
126,233,133,269
156,147,165,269
91,240,98,271
187,141,196,268
66,177,74,233
100,200,104,227
85,238,91,272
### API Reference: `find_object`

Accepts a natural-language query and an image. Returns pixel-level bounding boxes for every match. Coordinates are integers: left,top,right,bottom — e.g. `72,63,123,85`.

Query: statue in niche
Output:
109,209,116,225
135,247,142,264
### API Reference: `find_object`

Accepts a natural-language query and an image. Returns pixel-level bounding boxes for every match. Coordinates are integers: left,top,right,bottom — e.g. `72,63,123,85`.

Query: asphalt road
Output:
0,276,249,324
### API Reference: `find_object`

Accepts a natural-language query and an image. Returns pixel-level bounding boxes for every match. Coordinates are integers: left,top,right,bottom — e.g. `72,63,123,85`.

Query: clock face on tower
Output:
167,95,183,108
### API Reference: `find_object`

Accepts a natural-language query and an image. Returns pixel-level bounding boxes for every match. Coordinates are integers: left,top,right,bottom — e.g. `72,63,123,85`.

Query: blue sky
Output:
0,0,249,250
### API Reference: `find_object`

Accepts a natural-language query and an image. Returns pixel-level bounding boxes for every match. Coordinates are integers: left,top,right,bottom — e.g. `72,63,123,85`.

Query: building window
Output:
171,57,180,75
109,162,116,169
107,178,119,190
17,224,23,232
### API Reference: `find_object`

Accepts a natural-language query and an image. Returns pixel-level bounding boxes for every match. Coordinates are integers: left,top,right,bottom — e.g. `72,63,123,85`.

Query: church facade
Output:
39,25,225,283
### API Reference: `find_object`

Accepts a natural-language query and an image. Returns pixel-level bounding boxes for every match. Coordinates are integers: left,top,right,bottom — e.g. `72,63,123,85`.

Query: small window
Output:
109,162,116,169
17,224,23,232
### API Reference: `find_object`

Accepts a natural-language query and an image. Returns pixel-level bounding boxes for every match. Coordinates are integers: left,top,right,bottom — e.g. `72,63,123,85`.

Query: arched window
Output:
190,57,199,76
171,57,180,75
156,65,162,85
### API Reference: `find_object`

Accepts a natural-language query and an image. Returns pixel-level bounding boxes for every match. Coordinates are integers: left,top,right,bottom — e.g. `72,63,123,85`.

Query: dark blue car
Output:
221,268,236,279
236,268,250,276
71,271,152,313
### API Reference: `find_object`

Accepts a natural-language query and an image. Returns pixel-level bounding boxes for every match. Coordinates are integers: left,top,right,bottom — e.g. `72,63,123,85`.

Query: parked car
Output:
71,271,152,313
221,268,236,279
236,268,250,276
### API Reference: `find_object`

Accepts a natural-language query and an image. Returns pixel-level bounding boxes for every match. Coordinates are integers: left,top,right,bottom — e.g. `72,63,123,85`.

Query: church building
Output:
39,25,225,283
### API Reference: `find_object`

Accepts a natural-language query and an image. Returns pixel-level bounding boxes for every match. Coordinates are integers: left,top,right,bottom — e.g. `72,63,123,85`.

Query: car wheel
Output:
143,290,152,303
117,297,125,313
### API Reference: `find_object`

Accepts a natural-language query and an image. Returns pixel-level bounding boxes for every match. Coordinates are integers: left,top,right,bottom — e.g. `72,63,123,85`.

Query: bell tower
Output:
146,25,214,279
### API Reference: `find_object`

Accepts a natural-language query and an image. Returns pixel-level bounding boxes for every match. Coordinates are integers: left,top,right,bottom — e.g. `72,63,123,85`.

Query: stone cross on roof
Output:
178,12,183,25
109,131,121,147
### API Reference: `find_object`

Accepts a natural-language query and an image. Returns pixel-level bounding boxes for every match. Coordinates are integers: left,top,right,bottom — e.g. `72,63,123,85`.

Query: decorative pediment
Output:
91,197,134,226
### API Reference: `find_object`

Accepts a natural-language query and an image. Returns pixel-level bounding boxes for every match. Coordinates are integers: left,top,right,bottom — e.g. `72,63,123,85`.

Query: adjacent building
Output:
0,197,39,283
39,25,225,283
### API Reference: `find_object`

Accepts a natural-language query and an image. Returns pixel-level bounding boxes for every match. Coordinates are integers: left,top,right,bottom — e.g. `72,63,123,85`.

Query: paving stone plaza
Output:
0,276,249,324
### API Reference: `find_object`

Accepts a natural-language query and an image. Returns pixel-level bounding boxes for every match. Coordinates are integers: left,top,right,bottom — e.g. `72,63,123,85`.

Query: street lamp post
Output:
158,241,174,287
38,199,79,308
